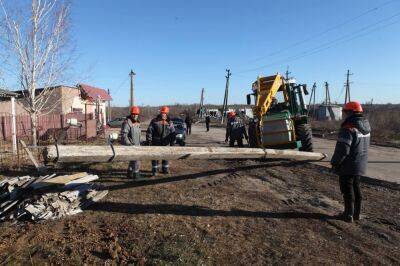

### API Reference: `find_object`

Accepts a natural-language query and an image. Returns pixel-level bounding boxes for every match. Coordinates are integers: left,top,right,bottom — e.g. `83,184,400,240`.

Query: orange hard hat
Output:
130,106,140,115
343,101,363,113
227,111,236,118
160,106,170,114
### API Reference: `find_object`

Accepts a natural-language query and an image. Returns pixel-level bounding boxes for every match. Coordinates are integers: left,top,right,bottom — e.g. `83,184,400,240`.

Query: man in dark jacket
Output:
225,112,248,147
120,106,141,179
205,114,211,132
185,115,192,135
147,106,176,176
331,101,371,223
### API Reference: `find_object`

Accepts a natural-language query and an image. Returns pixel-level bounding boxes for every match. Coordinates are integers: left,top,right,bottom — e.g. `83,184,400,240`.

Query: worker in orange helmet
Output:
331,101,371,223
120,106,142,179
225,111,248,147
146,106,176,176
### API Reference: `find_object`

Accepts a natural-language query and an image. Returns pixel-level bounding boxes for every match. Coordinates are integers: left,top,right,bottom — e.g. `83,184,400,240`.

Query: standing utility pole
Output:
307,82,317,118
199,88,205,118
285,66,291,81
11,96,17,154
129,70,136,107
107,89,111,122
221,69,231,124
324,82,331,105
344,69,352,104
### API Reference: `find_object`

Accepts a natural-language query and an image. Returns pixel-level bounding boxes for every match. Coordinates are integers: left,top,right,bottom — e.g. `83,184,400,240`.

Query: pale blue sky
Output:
7,0,400,105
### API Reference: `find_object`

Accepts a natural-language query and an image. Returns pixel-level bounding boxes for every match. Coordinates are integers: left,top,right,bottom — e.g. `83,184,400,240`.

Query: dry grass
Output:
311,104,400,146
364,105,400,142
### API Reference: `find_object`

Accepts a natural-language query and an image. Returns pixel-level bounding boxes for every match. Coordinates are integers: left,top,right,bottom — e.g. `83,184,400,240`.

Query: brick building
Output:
0,84,112,125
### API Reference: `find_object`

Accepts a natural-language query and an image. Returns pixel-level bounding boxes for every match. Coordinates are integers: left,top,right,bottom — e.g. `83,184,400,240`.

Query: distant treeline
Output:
107,104,248,122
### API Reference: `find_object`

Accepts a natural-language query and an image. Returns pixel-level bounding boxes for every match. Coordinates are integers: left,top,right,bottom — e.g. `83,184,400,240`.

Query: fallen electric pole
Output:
44,145,327,164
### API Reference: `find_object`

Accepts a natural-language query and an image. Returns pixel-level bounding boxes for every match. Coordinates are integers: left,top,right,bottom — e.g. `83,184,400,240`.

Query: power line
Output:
235,11,400,74
112,75,130,96
233,0,397,67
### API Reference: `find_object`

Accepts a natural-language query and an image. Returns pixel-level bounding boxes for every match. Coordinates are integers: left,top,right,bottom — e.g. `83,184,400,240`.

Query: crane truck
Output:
246,73,313,151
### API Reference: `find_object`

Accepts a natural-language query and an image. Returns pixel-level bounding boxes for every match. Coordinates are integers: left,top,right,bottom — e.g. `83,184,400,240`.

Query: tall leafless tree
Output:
0,0,72,145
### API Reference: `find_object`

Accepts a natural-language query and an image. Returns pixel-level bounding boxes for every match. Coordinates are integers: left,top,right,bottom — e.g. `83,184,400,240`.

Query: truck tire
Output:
296,123,313,152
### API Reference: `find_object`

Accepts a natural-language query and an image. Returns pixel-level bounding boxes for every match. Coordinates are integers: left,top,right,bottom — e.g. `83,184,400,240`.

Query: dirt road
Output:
196,125,400,184
313,138,400,184
0,125,399,264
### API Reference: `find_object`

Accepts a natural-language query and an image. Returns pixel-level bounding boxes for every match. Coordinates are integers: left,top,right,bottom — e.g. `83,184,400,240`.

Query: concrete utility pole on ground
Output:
221,69,231,124
344,69,352,104
129,70,136,107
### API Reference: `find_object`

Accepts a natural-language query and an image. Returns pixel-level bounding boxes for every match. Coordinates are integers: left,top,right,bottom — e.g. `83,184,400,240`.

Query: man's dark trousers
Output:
339,175,362,218
229,139,243,147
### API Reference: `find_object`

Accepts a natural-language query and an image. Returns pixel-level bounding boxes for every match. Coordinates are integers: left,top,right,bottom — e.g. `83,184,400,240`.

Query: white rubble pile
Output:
0,172,108,222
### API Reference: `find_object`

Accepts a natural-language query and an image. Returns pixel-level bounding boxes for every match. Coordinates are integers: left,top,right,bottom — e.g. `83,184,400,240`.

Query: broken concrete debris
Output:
0,172,107,222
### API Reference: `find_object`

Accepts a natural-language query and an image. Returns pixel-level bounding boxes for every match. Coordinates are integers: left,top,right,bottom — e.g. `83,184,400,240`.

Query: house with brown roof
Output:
0,84,112,125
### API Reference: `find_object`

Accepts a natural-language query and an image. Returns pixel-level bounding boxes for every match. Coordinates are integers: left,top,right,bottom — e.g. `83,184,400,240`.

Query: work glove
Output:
330,165,339,174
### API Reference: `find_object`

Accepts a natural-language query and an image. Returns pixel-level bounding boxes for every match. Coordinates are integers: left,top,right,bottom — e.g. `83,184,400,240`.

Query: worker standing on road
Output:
185,114,192,135
120,106,142,179
225,112,249,147
147,106,176,176
331,101,371,223
205,114,211,132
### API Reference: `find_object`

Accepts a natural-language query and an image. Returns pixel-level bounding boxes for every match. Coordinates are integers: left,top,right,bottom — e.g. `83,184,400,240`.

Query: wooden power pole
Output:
221,69,231,124
129,70,136,107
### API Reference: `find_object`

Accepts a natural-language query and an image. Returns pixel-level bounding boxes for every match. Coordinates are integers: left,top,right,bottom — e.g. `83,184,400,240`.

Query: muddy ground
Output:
1,126,399,265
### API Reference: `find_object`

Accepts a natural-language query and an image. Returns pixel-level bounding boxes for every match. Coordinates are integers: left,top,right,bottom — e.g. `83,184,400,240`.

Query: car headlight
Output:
176,134,183,138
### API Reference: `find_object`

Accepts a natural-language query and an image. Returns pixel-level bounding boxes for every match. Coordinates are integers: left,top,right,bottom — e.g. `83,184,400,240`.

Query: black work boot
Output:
162,167,169,174
354,201,362,221
127,170,134,179
152,168,158,176
342,197,354,223
133,172,141,179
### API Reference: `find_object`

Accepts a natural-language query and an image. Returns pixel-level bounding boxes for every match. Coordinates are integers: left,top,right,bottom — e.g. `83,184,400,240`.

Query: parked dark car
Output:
171,117,186,146
107,117,125,128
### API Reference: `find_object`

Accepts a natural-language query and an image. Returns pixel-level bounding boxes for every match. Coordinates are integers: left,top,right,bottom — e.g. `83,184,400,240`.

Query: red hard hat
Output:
130,106,140,115
160,106,170,114
343,101,363,113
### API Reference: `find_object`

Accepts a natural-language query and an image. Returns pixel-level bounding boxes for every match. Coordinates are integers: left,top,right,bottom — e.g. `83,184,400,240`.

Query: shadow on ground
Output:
95,161,303,191
87,201,337,220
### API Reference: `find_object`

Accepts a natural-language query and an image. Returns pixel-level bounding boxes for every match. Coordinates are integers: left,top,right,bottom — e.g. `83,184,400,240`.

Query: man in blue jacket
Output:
331,101,371,223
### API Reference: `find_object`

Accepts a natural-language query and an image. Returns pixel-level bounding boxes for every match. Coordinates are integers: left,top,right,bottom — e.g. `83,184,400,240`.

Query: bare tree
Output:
0,0,72,145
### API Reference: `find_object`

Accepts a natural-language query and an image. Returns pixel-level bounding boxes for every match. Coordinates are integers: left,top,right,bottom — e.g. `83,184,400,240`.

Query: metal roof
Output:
78,84,112,101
